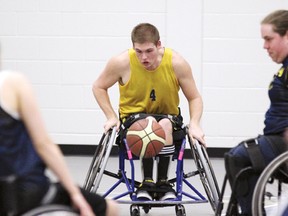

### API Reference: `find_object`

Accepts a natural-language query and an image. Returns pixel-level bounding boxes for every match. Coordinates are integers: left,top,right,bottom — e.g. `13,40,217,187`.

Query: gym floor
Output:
47,156,230,216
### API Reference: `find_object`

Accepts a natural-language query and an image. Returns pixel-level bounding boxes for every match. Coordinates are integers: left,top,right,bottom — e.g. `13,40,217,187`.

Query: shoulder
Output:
0,71,30,119
96,50,130,84
170,49,188,65
106,50,130,70
2,71,32,99
170,49,192,77
0,71,27,86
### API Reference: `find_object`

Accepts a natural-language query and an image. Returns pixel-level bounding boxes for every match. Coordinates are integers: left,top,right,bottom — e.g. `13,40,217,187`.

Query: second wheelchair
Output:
216,149,288,216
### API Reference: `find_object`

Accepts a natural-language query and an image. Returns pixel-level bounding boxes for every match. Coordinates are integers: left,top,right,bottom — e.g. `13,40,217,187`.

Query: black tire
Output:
175,204,186,216
252,151,288,216
130,205,140,216
83,132,106,190
189,139,220,212
143,206,150,214
21,205,78,216
83,128,116,192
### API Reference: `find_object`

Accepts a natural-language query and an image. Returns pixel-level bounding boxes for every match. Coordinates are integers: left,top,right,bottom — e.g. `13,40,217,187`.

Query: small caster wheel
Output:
143,206,150,214
175,204,186,216
130,204,140,216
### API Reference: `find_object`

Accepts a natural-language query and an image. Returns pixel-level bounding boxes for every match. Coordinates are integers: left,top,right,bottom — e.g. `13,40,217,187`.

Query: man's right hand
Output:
104,117,120,133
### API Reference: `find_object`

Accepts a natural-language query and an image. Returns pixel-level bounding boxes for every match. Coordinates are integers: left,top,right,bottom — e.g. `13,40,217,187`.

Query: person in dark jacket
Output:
225,10,288,216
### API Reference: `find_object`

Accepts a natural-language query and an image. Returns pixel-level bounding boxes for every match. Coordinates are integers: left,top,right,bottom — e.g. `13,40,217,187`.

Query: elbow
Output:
92,81,101,97
92,81,98,93
92,82,107,99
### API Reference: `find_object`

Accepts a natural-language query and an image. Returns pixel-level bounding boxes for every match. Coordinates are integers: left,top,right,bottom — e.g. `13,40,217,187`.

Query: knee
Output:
158,118,173,143
224,152,250,184
159,118,172,131
224,153,253,197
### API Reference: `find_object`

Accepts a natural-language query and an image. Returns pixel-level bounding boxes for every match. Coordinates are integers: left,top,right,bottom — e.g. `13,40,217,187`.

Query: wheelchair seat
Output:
116,113,186,161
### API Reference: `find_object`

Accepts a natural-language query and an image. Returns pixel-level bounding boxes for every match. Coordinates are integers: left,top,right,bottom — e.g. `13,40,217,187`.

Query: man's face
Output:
133,41,161,70
261,24,288,63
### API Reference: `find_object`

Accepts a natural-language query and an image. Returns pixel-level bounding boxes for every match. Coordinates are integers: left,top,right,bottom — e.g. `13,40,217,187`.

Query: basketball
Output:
126,118,166,158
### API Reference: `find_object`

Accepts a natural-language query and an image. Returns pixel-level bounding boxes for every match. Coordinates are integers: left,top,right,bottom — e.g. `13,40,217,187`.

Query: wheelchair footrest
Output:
116,199,207,205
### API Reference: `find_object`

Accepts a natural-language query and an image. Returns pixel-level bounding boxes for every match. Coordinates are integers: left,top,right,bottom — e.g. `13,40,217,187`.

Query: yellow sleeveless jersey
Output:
119,48,180,119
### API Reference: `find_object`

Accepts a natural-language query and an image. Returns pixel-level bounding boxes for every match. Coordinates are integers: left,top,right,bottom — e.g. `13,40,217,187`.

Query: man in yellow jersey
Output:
92,23,205,201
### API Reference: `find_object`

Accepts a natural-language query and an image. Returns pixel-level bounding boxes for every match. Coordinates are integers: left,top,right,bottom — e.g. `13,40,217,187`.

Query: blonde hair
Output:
131,23,160,45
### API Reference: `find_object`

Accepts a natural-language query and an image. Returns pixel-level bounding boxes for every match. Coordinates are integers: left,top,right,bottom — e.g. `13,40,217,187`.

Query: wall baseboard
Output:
59,144,230,158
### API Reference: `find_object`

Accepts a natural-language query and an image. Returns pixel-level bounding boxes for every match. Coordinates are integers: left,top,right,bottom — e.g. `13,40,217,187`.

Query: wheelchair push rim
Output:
189,138,220,212
252,151,288,216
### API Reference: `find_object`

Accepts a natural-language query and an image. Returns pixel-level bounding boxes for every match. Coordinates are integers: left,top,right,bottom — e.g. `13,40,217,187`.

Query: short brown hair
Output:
261,10,288,36
131,23,160,45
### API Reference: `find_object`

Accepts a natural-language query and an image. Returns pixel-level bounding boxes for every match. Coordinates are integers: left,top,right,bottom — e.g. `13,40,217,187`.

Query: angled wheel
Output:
189,138,220,212
252,151,288,216
22,205,79,216
83,127,117,192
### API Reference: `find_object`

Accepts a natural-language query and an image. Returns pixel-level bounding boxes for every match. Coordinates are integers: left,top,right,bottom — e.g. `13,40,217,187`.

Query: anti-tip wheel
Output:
175,204,186,216
130,205,140,216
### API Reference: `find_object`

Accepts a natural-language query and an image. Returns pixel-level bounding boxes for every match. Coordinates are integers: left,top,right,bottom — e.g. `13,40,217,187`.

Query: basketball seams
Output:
126,118,166,158
146,131,166,143
127,130,147,139
135,119,148,131
153,126,166,137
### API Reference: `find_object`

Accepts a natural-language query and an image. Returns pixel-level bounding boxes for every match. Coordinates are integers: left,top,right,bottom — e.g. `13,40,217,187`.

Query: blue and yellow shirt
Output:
264,57,288,134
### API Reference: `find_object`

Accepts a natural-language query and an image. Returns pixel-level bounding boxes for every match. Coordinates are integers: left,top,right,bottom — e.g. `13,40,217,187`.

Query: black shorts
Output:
18,182,107,216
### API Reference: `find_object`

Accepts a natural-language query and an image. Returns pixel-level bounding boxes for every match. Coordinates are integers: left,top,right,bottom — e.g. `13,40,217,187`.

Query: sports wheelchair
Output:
83,114,220,216
252,151,288,216
216,151,288,216
0,175,78,216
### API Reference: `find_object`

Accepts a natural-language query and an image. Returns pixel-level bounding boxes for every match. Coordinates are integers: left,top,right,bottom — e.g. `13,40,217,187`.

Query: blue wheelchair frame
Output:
83,127,220,216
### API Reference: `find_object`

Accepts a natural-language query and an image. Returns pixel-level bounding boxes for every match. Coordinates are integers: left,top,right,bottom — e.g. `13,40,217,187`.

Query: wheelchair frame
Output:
83,126,220,216
216,151,288,216
252,151,288,216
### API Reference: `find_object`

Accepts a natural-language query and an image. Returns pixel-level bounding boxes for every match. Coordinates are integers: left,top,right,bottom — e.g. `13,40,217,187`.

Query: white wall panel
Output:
202,0,288,147
1,0,288,148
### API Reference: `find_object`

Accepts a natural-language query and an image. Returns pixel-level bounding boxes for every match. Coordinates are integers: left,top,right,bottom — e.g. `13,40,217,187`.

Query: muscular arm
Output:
172,51,206,145
92,51,130,131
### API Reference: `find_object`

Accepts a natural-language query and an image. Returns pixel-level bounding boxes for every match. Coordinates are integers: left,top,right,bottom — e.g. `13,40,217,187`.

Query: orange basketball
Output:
126,118,166,158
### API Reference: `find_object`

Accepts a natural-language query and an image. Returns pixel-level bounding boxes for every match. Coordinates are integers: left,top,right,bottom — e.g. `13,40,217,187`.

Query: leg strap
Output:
243,137,266,173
